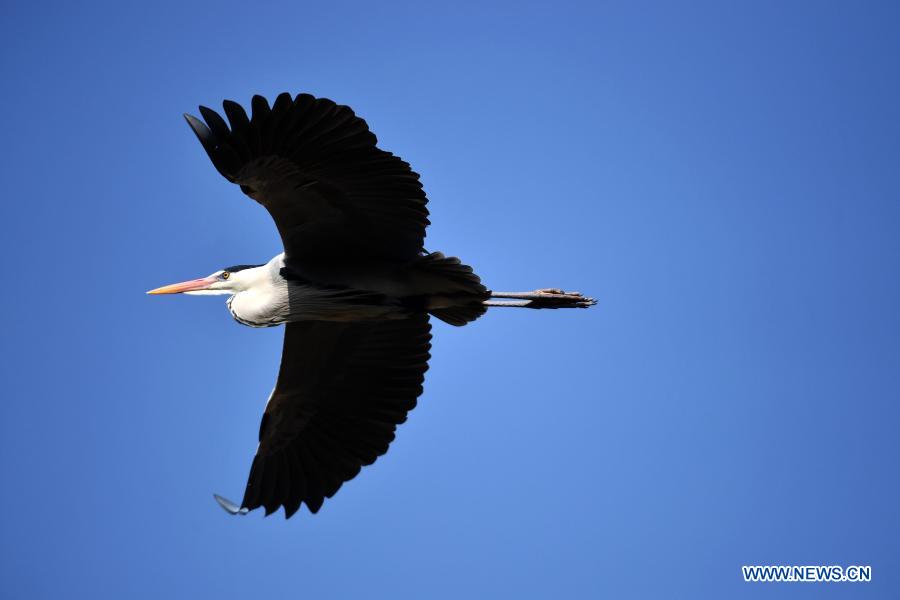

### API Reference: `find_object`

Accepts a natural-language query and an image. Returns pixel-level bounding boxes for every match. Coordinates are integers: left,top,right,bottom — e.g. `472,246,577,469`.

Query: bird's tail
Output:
413,252,490,326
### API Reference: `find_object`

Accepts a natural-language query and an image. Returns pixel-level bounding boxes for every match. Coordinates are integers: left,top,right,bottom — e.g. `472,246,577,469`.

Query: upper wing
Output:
237,315,432,518
184,93,429,262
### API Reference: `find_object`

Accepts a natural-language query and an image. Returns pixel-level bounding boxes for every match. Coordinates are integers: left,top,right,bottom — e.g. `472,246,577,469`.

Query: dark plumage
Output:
185,93,428,264
245,315,431,517
222,264,264,273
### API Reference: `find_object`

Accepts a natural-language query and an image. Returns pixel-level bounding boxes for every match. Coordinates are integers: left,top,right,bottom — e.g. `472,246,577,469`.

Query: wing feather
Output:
184,93,428,262
235,315,431,518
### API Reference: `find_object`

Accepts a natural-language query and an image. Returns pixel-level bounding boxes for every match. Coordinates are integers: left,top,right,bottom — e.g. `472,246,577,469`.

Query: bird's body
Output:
216,250,497,327
149,93,595,518
222,254,405,327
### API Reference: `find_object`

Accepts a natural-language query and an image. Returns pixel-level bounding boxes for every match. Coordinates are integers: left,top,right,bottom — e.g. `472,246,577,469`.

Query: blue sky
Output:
1,1,899,598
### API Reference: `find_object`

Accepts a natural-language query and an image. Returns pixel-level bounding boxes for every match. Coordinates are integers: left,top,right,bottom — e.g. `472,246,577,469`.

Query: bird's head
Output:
147,264,264,296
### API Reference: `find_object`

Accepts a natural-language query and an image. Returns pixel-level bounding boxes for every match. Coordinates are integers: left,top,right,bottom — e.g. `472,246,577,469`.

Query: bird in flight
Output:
148,93,595,519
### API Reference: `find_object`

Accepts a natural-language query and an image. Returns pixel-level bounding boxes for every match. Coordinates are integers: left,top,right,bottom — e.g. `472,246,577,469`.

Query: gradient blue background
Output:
1,1,898,598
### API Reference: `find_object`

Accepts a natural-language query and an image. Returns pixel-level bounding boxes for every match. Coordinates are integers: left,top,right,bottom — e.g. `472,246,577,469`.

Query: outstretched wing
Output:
185,93,429,262
234,315,432,518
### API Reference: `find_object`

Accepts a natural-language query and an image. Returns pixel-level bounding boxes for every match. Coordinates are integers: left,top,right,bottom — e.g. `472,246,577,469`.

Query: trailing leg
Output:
485,288,596,309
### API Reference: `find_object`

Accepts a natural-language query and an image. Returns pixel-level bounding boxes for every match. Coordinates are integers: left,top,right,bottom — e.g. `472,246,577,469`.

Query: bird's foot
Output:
529,289,596,308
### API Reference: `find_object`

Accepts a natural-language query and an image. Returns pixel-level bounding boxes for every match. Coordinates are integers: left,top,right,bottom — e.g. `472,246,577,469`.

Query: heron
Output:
148,93,595,519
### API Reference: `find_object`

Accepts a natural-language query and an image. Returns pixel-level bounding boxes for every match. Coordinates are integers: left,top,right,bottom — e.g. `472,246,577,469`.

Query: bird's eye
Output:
221,272,230,280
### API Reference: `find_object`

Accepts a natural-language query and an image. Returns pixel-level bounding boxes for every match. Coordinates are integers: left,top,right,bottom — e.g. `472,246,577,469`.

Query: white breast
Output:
227,282,288,327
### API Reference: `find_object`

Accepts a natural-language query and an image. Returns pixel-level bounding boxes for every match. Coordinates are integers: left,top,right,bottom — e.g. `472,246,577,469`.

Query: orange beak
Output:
146,276,217,295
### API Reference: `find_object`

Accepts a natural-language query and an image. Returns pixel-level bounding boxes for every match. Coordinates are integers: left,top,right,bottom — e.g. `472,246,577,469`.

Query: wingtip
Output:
213,493,249,516
183,113,211,142
183,112,206,130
